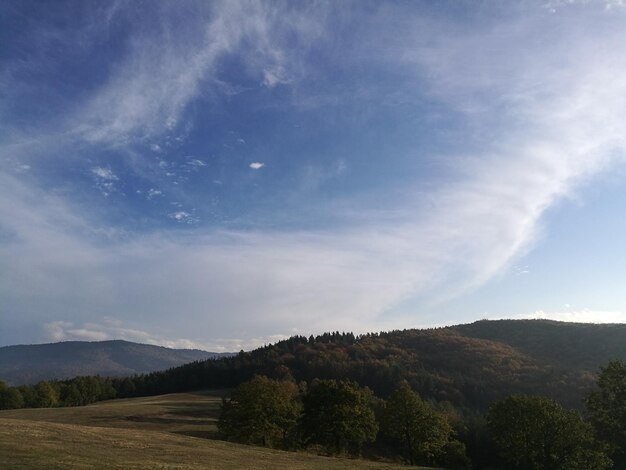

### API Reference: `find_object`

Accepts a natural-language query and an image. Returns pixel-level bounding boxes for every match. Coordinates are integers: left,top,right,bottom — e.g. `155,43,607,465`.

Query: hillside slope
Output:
452,319,626,370
0,418,414,470
126,320,626,411
0,340,229,385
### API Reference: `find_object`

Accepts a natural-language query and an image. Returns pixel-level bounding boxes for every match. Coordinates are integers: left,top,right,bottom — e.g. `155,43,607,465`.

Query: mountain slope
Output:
126,320,626,411
0,340,229,385
452,319,626,370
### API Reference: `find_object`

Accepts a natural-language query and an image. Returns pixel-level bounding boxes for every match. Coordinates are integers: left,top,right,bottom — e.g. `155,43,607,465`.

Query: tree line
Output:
218,360,626,469
0,375,119,410
218,376,469,468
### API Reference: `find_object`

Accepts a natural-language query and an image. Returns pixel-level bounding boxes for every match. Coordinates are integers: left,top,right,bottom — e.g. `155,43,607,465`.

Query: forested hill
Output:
453,319,626,370
127,320,626,411
0,340,229,386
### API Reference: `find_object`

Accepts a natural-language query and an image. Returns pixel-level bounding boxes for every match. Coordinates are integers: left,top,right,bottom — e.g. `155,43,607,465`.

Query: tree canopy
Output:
0,380,24,410
488,394,610,470
218,375,300,448
380,382,452,465
300,379,378,455
586,359,626,468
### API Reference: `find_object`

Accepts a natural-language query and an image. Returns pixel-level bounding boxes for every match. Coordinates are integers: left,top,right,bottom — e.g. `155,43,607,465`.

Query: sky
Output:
2,0,626,351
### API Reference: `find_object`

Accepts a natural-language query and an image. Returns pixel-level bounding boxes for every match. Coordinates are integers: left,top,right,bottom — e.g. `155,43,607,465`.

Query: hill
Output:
0,340,230,386
453,319,626,369
0,392,417,469
123,320,626,411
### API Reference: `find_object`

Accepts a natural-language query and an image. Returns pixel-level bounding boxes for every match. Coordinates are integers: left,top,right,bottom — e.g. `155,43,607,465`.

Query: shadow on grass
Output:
165,402,220,416
174,429,221,440
123,415,215,426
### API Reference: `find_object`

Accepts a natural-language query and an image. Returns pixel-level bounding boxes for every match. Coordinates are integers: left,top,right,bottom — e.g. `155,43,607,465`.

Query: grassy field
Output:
0,391,226,440
0,391,423,469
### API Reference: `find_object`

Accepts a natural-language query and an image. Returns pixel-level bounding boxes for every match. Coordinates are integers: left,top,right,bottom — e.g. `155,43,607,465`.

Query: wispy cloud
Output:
2,2,626,348
91,166,118,196
262,66,292,88
145,188,162,199
91,167,117,180
168,211,198,224
69,2,326,146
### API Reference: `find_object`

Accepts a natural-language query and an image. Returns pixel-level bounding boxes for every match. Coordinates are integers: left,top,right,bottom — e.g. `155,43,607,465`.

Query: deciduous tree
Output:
0,381,24,410
218,375,300,448
300,379,378,455
488,395,610,470
380,382,452,465
586,360,626,468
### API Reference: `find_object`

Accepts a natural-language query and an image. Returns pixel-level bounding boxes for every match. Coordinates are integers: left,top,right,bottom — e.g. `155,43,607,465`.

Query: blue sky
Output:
2,0,626,351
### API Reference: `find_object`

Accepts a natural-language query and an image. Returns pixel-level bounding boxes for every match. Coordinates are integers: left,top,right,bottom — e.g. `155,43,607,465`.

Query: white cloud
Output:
249,162,265,169
147,188,163,200
91,166,118,196
168,211,198,224
182,159,207,173
44,321,73,342
262,66,292,88
43,319,212,350
91,167,117,180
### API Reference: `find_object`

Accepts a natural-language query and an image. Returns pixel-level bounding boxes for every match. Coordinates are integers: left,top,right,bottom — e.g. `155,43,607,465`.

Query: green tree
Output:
218,375,300,448
117,377,136,396
60,383,83,406
32,381,59,408
488,395,610,470
17,385,38,408
0,381,24,410
586,359,626,468
380,383,452,466
300,379,378,455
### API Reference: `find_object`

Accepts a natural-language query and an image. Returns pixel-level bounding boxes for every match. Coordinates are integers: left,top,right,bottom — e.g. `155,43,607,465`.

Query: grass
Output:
0,391,426,469
0,390,226,440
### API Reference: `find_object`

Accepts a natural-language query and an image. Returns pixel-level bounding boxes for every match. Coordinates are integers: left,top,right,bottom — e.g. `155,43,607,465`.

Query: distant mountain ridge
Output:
0,340,231,386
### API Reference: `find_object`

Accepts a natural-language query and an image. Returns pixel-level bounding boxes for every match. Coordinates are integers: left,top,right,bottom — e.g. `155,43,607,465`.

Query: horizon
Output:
2,317,624,353
2,1,626,352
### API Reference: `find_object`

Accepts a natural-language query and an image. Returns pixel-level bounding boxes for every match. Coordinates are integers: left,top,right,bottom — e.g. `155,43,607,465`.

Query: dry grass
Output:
0,391,425,469
0,390,225,440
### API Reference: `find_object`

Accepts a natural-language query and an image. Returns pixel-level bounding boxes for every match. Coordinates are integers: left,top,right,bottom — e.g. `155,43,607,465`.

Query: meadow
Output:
0,391,419,469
